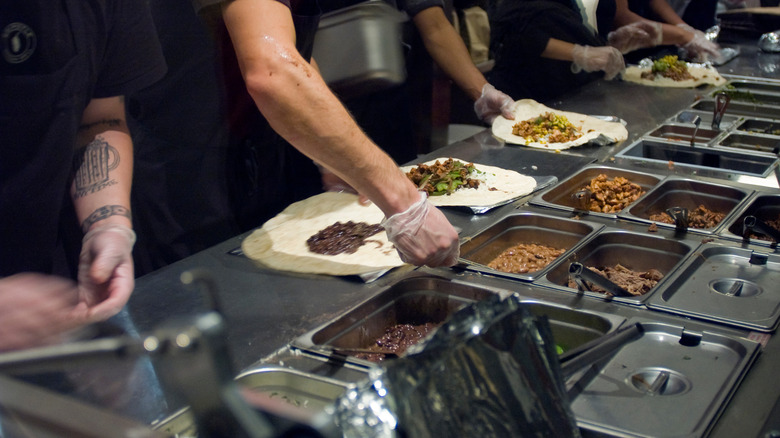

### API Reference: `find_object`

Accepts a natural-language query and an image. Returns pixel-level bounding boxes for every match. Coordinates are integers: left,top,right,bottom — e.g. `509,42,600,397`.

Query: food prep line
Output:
5,41,780,437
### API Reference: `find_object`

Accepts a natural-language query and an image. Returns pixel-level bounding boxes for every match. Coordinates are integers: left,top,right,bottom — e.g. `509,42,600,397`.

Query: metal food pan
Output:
736,118,780,136
572,320,760,438
152,366,348,436
537,229,699,306
291,275,497,365
670,109,740,130
692,99,780,120
292,275,625,366
646,124,722,146
458,212,604,282
616,138,779,178
717,132,780,155
720,193,780,247
619,177,753,234
726,79,780,95
647,242,780,332
528,165,662,218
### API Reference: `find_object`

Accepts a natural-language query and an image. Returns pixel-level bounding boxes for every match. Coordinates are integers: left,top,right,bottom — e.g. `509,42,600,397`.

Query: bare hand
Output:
0,273,89,351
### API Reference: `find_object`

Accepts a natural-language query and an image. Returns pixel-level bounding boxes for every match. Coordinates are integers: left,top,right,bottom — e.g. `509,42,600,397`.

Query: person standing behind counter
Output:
194,0,459,268
0,0,166,350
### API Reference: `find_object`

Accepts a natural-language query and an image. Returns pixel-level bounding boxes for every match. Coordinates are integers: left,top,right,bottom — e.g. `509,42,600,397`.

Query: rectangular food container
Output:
528,165,663,218
647,242,780,332
736,118,780,136
537,228,700,306
572,320,760,438
619,176,753,235
716,132,780,155
458,211,604,282
291,275,625,367
692,98,780,120
669,109,740,130
720,193,780,247
311,1,407,99
615,138,779,179
152,366,349,436
646,124,723,146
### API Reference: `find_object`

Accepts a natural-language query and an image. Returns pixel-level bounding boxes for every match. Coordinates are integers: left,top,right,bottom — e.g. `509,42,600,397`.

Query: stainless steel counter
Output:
9,41,780,436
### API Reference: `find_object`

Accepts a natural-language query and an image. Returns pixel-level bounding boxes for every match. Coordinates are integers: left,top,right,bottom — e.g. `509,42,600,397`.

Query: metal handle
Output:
743,215,780,242
690,115,701,148
568,262,634,297
665,206,689,232
711,92,731,130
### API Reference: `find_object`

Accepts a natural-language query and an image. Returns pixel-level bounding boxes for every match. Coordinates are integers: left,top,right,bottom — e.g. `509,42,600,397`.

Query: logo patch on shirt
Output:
2,22,37,64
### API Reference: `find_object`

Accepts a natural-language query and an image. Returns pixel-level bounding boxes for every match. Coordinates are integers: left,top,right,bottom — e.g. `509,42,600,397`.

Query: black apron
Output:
0,0,90,276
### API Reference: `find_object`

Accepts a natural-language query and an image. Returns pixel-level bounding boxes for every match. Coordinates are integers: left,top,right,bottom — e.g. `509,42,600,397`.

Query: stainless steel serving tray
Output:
647,242,780,332
646,124,724,146
458,211,604,282
572,320,761,438
736,117,780,136
669,109,740,131
720,193,780,247
619,176,754,235
152,366,349,437
291,275,625,367
536,228,700,307
692,98,780,120
717,131,780,155
615,138,779,179
528,165,663,219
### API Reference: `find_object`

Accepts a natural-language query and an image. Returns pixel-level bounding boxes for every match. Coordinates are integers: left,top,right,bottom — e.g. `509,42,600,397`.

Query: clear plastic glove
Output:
474,83,515,124
571,45,625,80
678,25,721,62
381,191,459,267
78,224,136,321
0,273,88,351
316,163,370,205
608,21,663,54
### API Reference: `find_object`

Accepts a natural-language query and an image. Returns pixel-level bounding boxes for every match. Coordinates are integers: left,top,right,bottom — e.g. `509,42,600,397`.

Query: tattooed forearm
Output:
72,136,120,199
78,118,123,132
81,205,132,233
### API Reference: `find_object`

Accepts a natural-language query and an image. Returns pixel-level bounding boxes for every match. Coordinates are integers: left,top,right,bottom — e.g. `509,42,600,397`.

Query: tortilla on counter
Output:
242,192,404,276
622,63,726,88
491,100,628,150
399,158,537,207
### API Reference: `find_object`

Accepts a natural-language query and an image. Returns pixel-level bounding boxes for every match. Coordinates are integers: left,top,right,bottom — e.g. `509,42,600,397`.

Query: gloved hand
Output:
0,273,88,351
316,163,370,205
608,21,663,54
381,191,459,267
474,83,515,124
78,223,136,321
678,24,721,62
571,45,625,80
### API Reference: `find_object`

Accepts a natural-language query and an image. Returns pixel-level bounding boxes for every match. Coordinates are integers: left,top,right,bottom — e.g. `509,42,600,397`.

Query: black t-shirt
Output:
0,0,166,275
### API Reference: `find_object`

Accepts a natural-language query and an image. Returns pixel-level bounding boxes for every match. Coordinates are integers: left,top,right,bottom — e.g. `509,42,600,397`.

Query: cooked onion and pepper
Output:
405,158,484,196
511,112,583,144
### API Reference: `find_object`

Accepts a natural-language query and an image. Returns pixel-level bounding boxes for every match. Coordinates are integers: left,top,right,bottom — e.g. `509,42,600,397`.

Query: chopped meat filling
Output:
512,112,583,144
568,264,664,296
355,322,440,362
649,205,726,229
487,243,566,274
577,174,645,213
307,221,384,255
640,55,694,81
405,158,481,196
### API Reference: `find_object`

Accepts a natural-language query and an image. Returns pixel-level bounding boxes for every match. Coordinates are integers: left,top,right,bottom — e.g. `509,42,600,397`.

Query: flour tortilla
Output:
491,100,628,150
399,158,537,207
242,192,404,276
622,64,726,88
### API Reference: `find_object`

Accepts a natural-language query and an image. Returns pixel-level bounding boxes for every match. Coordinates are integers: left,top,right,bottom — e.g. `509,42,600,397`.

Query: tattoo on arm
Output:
78,118,123,132
81,205,132,233
72,135,120,199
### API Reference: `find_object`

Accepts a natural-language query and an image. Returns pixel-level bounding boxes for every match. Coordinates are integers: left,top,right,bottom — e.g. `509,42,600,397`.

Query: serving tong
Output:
568,262,635,298
664,206,690,232
711,92,731,131
742,215,780,242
